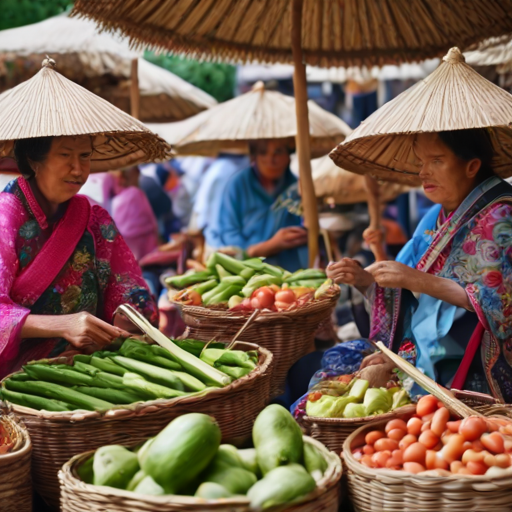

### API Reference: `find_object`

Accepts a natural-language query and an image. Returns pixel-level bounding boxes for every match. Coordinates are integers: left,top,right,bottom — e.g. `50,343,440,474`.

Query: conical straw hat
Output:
465,36,512,73
147,81,351,158
73,0,512,68
0,58,171,172
290,154,411,204
330,48,512,186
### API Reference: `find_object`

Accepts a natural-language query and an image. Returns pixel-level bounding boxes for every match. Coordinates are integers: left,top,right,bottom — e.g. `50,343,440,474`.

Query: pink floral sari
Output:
0,177,157,378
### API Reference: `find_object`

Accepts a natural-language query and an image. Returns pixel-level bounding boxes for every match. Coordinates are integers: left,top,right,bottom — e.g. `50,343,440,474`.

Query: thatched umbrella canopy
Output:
330,47,512,186
0,14,216,122
147,81,351,158
72,0,512,266
465,36,512,74
0,58,171,172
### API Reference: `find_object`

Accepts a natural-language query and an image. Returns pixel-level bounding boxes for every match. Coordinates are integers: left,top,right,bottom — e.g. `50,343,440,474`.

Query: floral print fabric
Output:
0,178,157,378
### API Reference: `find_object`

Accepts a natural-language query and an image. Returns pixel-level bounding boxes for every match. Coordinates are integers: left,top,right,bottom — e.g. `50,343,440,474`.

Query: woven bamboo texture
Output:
72,0,512,68
331,47,512,186
1,341,272,510
59,435,342,512
0,414,32,512
343,414,512,512
148,81,351,158
0,58,171,172
176,288,340,396
300,404,417,454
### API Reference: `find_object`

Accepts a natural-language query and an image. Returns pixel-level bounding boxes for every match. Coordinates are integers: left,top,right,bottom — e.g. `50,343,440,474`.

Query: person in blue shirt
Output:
212,139,308,272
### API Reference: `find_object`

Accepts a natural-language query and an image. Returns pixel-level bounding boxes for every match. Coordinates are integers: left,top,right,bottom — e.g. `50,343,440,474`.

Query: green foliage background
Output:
145,52,236,103
1,0,72,31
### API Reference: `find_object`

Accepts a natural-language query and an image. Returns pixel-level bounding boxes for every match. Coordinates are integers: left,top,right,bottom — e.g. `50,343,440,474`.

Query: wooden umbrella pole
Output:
130,58,140,119
364,175,387,262
291,0,319,268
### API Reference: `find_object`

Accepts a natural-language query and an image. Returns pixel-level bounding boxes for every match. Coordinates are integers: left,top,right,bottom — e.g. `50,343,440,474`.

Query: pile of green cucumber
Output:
0,338,259,413
80,404,328,509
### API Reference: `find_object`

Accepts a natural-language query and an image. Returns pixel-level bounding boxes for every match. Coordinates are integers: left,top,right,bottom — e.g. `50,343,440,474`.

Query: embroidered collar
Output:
17,177,49,230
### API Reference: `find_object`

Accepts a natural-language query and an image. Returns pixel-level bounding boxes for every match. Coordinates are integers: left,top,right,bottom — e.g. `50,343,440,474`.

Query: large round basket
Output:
176,288,339,396
299,404,417,454
59,435,342,512
2,341,272,510
0,413,32,512
343,413,512,512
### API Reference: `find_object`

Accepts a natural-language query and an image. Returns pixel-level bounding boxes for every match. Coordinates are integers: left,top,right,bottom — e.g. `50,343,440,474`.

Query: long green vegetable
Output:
165,270,213,289
4,379,113,411
122,373,188,399
75,386,143,405
1,384,74,412
24,364,95,387
120,339,182,371
89,356,128,376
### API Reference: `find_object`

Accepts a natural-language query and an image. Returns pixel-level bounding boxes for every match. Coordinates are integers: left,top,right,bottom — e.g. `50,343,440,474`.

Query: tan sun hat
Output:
0,57,171,172
148,81,351,158
330,47,512,186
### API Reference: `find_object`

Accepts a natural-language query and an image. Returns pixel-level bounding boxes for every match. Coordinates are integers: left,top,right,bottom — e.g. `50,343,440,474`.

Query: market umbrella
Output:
0,14,217,122
465,36,512,74
73,0,512,266
330,47,512,186
0,58,171,172
147,81,351,158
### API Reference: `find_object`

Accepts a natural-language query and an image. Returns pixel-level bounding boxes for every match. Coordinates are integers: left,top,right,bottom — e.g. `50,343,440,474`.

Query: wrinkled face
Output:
254,140,290,181
32,136,93,204
414,133,479,212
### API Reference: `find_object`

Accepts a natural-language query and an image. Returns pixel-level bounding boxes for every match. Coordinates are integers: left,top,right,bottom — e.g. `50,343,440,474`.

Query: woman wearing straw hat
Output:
327,48,512,402
0,58,171,378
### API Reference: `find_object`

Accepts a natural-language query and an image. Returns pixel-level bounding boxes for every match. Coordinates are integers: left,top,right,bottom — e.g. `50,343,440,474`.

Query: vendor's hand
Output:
360,352,393,369
269,227,308,252
366,261,418,290
61,312,130,350
326,258,374,288
363,227,385,247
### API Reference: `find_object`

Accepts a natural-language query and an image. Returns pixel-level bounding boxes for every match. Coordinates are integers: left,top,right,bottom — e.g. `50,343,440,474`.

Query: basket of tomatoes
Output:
167,253,340,396
344,394,512,512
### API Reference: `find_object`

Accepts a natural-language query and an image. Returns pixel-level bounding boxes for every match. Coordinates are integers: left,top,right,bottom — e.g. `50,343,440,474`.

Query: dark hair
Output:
248,139,295,158
14,136,54,179
438,129,495,184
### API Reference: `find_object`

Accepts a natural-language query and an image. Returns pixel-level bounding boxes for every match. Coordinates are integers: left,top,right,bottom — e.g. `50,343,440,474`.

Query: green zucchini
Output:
93,445,140,489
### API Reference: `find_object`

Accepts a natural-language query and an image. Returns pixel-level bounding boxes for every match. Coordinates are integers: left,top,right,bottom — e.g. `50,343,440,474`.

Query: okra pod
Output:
23,364,95,387
165,270,213,289
207,252,247,275
89,356,128,376
171,371,207,391
261,262,284,278
122,372,187,399
215,264,233,280
284,269,326,283
241,274,282,297
220,275,246,286
216,365,252,380
1,383,73,412
191,279,218,295
9,372,32,382
110,356,185,391
74,386,143,405
206,285,243,305
5,379,113,411
73,354,92,364
295,279,327,288
201,282,231,304
242,258,265,271
120,339,182,371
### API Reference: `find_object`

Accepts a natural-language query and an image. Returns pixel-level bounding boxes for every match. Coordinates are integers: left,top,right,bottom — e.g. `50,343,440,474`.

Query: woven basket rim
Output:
0,415,32,461
172,287,340,320
301,403,417,425
2,341,273,422
59,435,342,509
343,414,512,485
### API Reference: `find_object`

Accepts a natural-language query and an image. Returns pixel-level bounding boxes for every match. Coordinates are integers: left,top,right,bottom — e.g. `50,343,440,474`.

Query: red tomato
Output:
403,462,426,474
388,428,406,442
431,407,450,437
252,287,275,309
403,442,427,465
467,460,488,475
365,430,386,446
372,450,392,468
407,417,423,437
275,301,293,311
385,419,408,434
363,445,375,455
418,430,439,449
416,395,439,417
374,438,399,452
459,417,488,442
481,432,505,454
399,434,418,451
446,420,461,433
275,289,296,304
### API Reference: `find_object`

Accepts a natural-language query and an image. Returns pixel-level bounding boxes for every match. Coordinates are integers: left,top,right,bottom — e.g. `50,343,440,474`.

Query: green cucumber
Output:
202,466,257,495
93,445,140,489
134,475,165,495
195,482,233,499
237,448,261,476
253,404,304,475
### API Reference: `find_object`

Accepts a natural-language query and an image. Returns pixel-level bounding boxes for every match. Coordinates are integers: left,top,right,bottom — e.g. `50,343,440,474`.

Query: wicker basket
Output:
2,341,273,510
59,436,342,512
343,412,512,512
176,288,340,396
299,404,417,454
0,413,32,512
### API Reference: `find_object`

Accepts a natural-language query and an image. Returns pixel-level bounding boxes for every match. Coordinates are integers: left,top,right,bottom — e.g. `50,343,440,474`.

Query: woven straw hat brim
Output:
148,82,351,158
72,0,512,68
465,36,512,73
290,154,411,204
330,48,512,185
0,62,171,172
